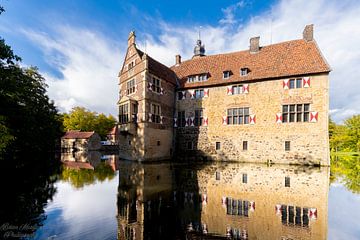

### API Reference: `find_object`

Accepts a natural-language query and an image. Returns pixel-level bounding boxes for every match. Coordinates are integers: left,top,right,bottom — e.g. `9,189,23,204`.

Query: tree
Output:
344,115,360,152
0,10,62,157
63,107,116,139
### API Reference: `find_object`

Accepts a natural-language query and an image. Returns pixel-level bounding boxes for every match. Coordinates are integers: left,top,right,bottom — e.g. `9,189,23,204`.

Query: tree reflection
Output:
331,154,360,193
61,162,116,189
0,152,61,239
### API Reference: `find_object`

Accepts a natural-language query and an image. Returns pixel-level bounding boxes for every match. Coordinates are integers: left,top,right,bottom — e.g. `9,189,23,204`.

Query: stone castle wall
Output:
176,73,329,165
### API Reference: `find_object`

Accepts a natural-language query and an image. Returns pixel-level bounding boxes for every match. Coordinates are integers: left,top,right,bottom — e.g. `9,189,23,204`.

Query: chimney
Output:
175,54,181,65
128,31,136,47
303,24,314,41
250,36,260,53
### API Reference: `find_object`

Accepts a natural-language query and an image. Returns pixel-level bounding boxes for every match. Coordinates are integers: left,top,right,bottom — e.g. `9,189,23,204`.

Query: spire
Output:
193,27,205,57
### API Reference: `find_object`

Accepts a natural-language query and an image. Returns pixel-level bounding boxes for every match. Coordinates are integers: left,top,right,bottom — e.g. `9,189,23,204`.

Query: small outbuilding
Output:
61,130,101,152
106,125,119,145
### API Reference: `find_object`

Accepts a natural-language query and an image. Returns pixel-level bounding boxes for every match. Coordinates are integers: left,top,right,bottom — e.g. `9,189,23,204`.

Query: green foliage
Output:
329,115,360,152
331,154,360,193
0,36,62,157
60,162,115,188
0,116,14,153
63,107,116,139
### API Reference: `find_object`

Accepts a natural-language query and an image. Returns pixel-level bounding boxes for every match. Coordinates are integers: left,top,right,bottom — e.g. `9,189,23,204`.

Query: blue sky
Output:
1,0,360,122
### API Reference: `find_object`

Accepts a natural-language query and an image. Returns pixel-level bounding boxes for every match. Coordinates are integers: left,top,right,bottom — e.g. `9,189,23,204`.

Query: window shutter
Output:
182,91,186,100
243,84,249,94
310,111,318,122
275,204,282,215
202,194,207,205
222,116,227,125
148,82,153,91
310,208,317,220
203,117,208,126
250,201,255,211
190,117,195,127
227,86,233,95
135,84,138,93
283,79,290,89
148,113,153,122
160,87,164,95
276,113,282,123
189,90,195,99
303,77,310,88
204,88,209,98
160,116,164,124
173,118,178,127
250,114,256,124
222,196,226,207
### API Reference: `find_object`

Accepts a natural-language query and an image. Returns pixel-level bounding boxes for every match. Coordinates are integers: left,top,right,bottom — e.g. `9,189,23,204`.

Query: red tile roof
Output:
171,39,331,89
137,49,177,85
108,126,117,135
62,130,95,139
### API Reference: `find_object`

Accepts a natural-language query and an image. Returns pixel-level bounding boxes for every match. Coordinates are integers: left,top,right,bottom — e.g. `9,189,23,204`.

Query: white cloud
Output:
22,26,123,116
139,0,360,123
20,0,360,123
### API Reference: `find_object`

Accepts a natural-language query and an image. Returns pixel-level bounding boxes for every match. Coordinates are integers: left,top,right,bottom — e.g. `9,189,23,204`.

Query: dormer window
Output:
187,75,196,83
223,71,231,79
241,68,249,76
187,73,208,83
198,74,207,82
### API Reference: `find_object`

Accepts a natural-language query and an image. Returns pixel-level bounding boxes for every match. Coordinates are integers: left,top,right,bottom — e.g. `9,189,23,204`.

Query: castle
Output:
117,24,331,165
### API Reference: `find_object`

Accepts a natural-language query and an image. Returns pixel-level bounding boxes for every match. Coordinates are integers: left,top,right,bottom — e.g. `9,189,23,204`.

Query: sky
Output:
1,0,360,123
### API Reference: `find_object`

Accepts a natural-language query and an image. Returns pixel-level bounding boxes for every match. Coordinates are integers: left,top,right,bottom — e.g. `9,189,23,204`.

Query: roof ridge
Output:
171,39,306,68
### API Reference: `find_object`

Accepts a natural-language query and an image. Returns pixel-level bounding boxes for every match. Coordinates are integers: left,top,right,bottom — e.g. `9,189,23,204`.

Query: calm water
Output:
1,153,359,240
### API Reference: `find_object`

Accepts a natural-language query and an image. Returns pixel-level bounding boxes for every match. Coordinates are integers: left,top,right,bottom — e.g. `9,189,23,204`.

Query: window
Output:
178,91,185,100
157,140,161,146
187,75,196,83
128,62,134,70
243,141,248,151
126,79,136,95
216,171,220,180
285,176,290,187
187,141,194,150
289,78,303,89
240,68,248,76
119,104,129,124
198,74,207,82
282,104,310,123
195,89,204,99
151,77,161,93
177,111,186,127
226,198,252,217
232,85,244,95
227,107,250,125
242,173,248,183
130,103,138,123
194,109,203,126
187,74,207,83
285,141,291,151
151,103,161,123
216,142,221,150
223,71,231,79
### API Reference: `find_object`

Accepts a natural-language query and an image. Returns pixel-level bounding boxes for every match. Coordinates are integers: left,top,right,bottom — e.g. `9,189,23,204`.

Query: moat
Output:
1,153,359,240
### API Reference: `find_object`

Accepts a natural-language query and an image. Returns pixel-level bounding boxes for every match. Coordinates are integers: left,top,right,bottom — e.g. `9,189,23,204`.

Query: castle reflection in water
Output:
116,161,329,240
